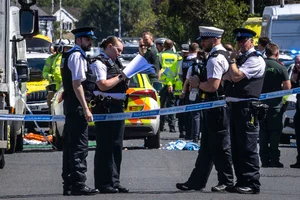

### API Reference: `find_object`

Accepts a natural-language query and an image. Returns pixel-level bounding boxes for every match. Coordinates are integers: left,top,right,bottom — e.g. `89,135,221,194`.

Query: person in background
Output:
257,37,271,58
155,38,166,53
259,42,291,168
180,43,201,141
290,55,300,168
159,39,181,133
142,31,160,84
138,39,147,56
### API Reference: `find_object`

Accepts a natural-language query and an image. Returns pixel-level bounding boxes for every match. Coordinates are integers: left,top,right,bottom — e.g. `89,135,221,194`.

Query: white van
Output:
261,4,300,55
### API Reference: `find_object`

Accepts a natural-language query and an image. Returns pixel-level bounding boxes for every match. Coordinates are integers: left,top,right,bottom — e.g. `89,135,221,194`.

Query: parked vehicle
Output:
0,0,38,167
242,17,262,46
25,51,50,132
261,3,300,56
51,73,161,150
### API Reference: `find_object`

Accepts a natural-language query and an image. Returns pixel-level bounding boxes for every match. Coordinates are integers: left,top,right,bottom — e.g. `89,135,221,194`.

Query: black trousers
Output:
175,95,185,133
93,102,125,189
294,106,300,163
62,109,88,188
159,85,176,130
228,101,260,190
259,106,282,164
187,107,233,188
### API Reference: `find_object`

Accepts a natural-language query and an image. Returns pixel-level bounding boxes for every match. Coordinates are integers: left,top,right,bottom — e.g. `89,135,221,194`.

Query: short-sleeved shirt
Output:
239,48,265,79
67,45,87,82
90,52,109,82
262,58,289,106
206,44,229,80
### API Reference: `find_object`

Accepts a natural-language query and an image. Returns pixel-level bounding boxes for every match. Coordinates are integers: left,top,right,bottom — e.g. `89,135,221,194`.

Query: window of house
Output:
63,22,72,31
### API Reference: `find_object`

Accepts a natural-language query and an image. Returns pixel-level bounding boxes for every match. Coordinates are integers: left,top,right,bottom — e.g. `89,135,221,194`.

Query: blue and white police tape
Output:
1,87,300,122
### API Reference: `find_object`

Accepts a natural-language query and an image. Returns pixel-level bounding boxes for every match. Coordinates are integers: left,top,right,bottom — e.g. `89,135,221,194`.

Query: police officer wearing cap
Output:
180,43,201,140
90,36,129,194
224,28,266,194
60,27,98,195
176,26,233,192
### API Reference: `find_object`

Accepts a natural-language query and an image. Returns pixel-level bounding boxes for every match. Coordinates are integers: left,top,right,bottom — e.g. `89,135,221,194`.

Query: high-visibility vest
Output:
160,50,179,86
42,53,62,90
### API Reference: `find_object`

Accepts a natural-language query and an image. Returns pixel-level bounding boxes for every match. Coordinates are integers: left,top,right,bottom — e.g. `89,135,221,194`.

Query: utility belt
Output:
227,100,269,120
90,94,129,113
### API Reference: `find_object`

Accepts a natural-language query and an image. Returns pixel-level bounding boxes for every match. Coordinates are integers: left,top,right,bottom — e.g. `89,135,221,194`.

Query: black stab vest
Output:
225,51,265,99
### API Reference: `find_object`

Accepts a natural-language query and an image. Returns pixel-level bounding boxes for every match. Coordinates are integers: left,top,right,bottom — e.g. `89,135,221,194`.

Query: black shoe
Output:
99,186,119,194
179,131,186,138
160,127,166,132
225,185,238,193
63,185,71,196
211,184,227,192
236,187,260,194
169,128,176,133
176,182,205,191
115,185,129,193
290,162,300,168
192,138,199,143
70,186,99,196
270,162,284,168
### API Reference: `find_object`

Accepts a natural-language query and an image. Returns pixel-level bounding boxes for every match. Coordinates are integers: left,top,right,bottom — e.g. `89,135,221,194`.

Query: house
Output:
41,6,82,40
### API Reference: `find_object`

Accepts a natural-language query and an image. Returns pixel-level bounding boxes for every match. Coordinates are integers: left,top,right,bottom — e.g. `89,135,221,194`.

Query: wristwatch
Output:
228,59,236,65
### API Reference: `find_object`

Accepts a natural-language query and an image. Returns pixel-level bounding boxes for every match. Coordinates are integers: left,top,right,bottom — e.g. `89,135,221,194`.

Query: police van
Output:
261,3,300,56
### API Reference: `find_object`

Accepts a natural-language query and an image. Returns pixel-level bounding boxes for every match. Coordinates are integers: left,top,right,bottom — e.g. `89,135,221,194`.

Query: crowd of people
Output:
42,24,300,196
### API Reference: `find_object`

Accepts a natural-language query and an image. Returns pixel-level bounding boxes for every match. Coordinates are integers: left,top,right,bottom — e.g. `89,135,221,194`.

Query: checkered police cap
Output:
199,26,224,39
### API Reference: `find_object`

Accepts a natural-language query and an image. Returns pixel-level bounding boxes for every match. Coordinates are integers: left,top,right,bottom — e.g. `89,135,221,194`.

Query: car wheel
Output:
15,122,24,152
53,122,63,151
144,131,160,149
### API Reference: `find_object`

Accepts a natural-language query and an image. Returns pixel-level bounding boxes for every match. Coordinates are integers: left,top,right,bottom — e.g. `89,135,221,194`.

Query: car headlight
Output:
286,101,296,110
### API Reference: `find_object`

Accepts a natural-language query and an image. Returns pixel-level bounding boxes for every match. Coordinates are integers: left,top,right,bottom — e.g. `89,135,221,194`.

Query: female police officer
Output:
90,36,129,193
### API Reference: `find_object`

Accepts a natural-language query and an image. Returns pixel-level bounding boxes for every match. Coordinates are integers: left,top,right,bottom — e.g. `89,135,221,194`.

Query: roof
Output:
263,4,300,16
41,6,82,20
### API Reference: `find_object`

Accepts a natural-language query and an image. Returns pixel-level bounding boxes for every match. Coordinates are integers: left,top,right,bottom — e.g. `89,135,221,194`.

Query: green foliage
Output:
201,0,249,44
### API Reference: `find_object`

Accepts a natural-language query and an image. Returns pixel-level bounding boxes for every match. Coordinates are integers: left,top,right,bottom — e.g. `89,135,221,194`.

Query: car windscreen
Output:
129,74,140,88
27,58,47,71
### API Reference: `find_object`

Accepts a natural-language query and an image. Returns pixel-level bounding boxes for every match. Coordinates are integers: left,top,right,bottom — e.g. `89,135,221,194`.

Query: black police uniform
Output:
91,54,128,193
181,56,199,139
259,58,289,167
177,47,233,191
144,44,159,83
61,44,96,194
225,28,265,194
291,74,300,167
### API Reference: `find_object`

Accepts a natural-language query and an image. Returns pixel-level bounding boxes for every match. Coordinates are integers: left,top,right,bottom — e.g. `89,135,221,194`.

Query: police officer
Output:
180,43,200,140
259,42,291,168
225,28,265,194
61,27,98,196
176,26,233,192
90,36,129,194
291,54,300,168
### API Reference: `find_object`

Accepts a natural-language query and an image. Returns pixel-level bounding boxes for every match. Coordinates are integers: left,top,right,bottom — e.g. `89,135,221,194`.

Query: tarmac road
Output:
0,131,300,200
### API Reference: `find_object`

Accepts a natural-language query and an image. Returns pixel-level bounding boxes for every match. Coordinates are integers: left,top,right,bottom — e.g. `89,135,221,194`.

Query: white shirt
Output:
239,48,265,79
90,51,109,82
67,45,87,82
90,51,126,100
206,44,229,80
225,47,266,102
